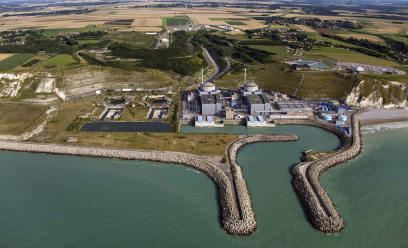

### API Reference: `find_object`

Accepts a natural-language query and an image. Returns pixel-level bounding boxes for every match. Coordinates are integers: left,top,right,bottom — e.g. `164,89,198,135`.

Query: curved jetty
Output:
0,134,298,236
278,110,364,233
225,134,299,235
0,110,363,235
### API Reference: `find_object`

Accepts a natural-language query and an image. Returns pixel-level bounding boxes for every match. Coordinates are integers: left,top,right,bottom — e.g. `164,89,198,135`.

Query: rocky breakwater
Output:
284,110,364,233
0,141,241,235
226,134,299,235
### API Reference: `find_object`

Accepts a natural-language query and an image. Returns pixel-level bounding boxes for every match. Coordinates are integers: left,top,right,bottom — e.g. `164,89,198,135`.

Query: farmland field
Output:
0,53,15,61
226,21,246,25
337,33,385,43
162,17,190,26
306,49,400,66
78,40,102,44
0,53,36,70
210,18,228,21
41,54,77,68
248,45,294,56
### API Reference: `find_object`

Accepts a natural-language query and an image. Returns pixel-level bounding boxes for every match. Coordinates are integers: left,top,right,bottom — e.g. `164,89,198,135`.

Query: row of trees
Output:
3,9,97,17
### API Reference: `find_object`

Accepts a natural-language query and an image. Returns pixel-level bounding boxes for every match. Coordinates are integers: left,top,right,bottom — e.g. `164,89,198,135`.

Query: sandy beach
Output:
360,109,408,126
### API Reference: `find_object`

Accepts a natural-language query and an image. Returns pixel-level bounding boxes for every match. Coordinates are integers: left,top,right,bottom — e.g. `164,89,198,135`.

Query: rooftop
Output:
246,93,269,105
201,94,221,104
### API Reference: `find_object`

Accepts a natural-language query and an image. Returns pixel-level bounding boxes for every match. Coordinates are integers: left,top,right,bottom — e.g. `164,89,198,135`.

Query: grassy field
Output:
304,32,358,48
398,30,407,35
104,31,156,47
214,32,260,41
78,40,102,44
215,67,303,95
56,131,238,156
210,18,228,21
39,25,105,38
120,105,150,121
0,103,47,135
248,45,294,56
296,72,361,99
0,53,36,70
41,54,77,68
127,34,156,47
226,21,247,25
306,47,400,66
162,17,190,26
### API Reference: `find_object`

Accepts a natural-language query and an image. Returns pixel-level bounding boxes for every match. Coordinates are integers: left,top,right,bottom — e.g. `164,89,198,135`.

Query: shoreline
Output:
0,112,364,235
360,109,408,126
360,118,408,126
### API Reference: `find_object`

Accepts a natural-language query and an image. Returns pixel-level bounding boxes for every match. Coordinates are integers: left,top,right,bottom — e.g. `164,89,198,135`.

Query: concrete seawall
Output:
278,110,364,233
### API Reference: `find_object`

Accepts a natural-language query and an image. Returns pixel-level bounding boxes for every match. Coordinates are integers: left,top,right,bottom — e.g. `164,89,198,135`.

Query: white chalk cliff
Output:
346,80,408,109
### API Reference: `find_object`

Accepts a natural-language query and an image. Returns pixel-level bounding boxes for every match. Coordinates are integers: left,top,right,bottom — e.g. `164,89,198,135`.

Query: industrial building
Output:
182,68,273,118
195,115,224,128
201,93,222,116
276,101,312,112
246,115,275,127
328,100,346,114
246,93,272,116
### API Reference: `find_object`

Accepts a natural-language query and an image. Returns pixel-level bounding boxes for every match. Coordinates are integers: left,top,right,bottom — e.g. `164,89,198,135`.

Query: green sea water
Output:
0,124,407,247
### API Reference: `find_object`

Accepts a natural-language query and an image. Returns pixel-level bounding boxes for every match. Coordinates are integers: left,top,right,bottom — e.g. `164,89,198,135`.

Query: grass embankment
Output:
56,131,238,156
215,67,303,95
297,72,361,99
41,54,77,68
0,103,47,135
305,150,336,162
0,53,36,70
37,95,104,140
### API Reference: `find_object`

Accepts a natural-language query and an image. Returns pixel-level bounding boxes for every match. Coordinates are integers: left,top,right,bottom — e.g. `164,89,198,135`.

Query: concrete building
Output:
201,94,222,116
246,94,272,116
276,101,312,112
246,115,275,127
328,100,346,114
224,108,234,119
195,116,224,128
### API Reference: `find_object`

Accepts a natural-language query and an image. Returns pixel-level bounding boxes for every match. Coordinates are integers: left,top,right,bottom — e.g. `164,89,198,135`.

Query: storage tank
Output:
324,115,332,121
339,115,347,121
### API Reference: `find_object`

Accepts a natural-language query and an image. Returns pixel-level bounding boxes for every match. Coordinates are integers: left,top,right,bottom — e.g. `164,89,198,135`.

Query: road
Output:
76,51,87,64
201,47,219,83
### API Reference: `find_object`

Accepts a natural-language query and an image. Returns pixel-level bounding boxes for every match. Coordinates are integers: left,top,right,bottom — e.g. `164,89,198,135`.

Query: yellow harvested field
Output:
389,23,408,31
0,53,15,61
189,14,266,29
284,14,348,20
131,17,162,27
227,31,245,35
294,24,318,33
364,22,400,34
337,33,384,42
118,26,162,32
44,21,105,29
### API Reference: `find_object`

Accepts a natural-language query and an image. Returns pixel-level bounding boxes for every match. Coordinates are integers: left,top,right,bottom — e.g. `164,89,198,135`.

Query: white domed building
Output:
244,82,259,93
201,82,216,93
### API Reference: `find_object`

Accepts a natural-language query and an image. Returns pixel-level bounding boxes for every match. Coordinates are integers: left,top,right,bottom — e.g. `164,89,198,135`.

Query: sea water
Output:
0,124,407,247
